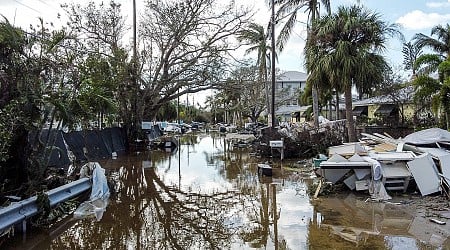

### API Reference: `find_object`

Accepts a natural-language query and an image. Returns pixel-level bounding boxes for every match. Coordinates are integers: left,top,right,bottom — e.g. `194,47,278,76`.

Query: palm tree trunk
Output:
312,85,320,126
344,85,357,142
265,80,270,121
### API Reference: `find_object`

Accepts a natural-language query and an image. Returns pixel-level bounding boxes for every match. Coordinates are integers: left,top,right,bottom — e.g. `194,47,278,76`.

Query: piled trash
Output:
316,128,450,200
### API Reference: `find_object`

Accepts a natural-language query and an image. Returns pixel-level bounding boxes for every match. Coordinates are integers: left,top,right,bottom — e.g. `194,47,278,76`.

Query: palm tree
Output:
306,5,400,141
402,41,422,78
412,24,450,128
274,0,331,127
414,24,450,59
413,24,450,76
237,23,271,121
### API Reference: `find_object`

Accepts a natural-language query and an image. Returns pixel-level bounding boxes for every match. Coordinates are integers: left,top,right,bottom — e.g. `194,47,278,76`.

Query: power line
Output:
36,0,62,12
12,0,41,14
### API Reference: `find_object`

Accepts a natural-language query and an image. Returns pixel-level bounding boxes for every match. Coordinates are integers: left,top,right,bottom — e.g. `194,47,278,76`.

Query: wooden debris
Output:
314,180,322,199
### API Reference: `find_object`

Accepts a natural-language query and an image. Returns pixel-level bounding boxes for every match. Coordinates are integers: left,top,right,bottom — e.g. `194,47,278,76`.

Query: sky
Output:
1,0,449,74
1,0,450,105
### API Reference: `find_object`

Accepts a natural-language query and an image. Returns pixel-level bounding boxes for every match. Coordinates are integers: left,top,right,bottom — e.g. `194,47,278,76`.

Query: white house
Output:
274,71,308,122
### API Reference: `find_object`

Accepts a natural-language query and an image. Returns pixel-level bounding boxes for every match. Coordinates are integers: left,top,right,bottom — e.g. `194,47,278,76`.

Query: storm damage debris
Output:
255,120,347,159
316,128,450,200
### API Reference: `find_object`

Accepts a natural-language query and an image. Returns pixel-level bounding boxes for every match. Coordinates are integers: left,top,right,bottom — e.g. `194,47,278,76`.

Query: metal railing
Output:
0,177,91,233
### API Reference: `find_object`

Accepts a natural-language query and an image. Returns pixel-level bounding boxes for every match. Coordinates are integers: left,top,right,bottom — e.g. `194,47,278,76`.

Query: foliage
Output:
237,23,271,116
413,75,441,112
402,41,422,75
0,100,23,162
414,23,450,58
275,0,331,128
274,0,331,52
415,54,443,75
62,1,131,131
305,5,400,141
412,23,450,128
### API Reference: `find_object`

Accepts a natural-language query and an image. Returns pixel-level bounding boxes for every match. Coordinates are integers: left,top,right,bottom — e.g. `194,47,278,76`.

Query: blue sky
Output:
1,0,450,77
267,0,450,76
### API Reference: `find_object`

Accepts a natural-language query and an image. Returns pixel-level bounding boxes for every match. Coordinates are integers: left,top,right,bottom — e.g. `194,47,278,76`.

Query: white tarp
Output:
74,162,110,221
403,128,450,145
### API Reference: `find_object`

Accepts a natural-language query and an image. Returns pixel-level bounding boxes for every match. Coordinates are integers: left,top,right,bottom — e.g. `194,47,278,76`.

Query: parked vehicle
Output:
164,123,181,133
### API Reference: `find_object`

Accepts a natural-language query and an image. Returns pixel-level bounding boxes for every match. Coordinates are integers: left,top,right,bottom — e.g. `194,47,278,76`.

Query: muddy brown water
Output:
3,133,449,249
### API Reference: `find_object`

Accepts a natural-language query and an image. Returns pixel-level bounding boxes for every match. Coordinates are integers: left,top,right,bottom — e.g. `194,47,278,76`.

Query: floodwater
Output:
3,133,448,249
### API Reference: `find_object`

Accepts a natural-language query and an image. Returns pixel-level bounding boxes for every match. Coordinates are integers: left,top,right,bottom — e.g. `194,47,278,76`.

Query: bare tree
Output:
138,0,251,120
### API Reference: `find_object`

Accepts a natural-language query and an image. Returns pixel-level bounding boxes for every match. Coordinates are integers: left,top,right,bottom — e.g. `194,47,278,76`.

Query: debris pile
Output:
256,120,347,158
316,128,450,199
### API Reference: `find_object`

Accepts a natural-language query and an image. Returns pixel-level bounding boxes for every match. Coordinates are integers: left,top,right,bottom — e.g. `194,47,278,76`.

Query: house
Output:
274,71,308,122
352,86,415,126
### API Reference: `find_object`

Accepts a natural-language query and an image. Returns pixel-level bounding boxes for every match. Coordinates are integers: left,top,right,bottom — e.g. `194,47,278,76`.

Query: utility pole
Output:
271,0,276,128
133,0,137,60
132,0,139,138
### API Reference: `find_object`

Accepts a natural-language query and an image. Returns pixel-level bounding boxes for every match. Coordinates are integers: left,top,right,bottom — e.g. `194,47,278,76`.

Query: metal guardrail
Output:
0,177,91,233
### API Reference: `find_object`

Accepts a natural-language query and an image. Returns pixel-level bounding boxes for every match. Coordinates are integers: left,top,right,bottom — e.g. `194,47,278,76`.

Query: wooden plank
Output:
313,180,322,199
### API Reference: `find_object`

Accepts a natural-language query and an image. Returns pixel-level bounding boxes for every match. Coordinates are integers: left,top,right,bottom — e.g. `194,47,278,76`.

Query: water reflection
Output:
4,133,445,249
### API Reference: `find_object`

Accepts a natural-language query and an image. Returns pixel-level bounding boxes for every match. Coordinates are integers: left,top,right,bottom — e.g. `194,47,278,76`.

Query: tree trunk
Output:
335,91,340,120
265,80,270,123
445,111,450,130
328,100,332,120
344,85,357,142
312,85,319,127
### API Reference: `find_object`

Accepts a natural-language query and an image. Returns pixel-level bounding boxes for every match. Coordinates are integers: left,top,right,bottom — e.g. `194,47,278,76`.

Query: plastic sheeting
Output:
74,162,110,221
403,128,450,145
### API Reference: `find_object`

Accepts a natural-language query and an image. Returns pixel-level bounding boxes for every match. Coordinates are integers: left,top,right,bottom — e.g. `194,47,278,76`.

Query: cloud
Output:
396,10,450,30
426,0,450,8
